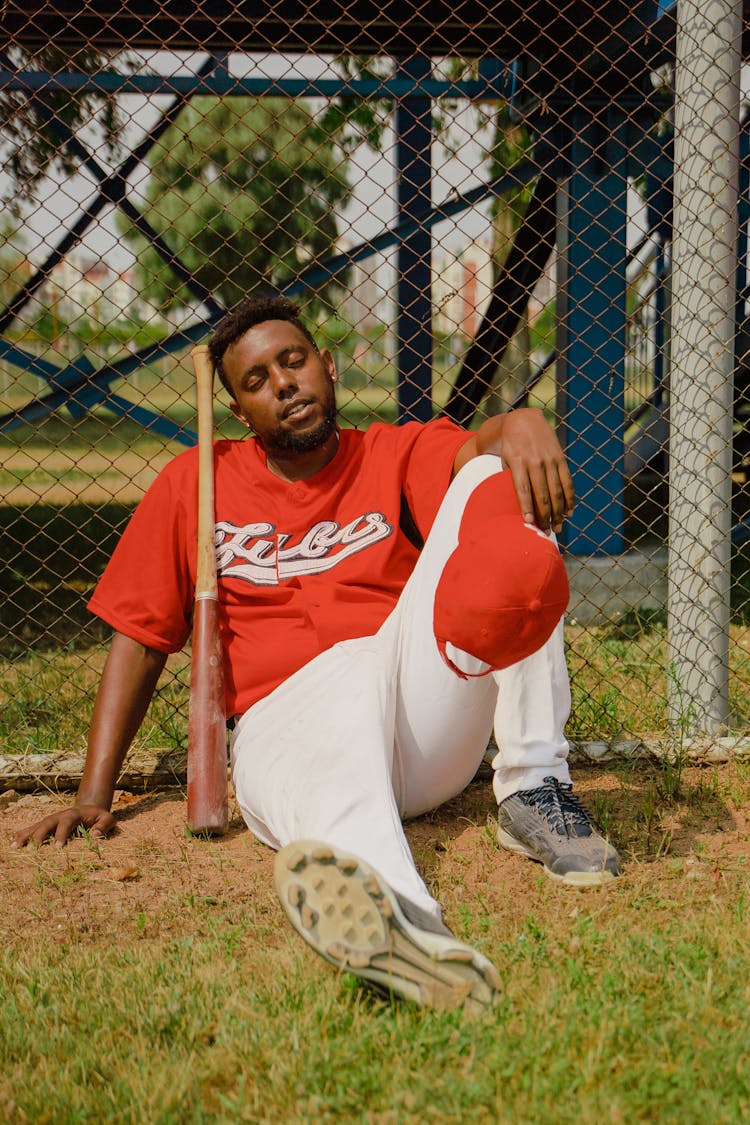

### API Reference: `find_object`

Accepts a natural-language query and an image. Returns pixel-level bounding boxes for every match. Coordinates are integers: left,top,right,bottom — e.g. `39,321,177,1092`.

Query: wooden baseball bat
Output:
187,344,229,835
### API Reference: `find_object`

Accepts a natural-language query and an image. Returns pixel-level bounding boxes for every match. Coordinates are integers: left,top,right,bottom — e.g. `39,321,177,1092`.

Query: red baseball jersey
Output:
89,419,470,716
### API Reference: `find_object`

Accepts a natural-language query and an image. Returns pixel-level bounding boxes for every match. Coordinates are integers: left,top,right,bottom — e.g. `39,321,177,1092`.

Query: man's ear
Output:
320,348,338,384
230,400,251,428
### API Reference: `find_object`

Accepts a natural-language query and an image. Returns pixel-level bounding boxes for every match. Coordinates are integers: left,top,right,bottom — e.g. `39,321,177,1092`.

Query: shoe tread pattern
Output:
274,840,502,1014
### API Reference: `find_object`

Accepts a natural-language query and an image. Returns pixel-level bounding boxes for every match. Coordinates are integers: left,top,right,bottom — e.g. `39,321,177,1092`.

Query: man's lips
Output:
281,399,316,421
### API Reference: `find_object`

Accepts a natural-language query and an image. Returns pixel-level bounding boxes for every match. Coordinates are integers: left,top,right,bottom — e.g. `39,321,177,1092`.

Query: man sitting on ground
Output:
13,296,619,1014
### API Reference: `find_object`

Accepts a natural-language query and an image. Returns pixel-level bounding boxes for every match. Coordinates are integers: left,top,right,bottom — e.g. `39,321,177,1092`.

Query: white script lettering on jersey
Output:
215,512,393,585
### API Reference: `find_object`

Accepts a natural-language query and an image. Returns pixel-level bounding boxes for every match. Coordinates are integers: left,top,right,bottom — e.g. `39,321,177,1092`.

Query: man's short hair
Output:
208,295,318,397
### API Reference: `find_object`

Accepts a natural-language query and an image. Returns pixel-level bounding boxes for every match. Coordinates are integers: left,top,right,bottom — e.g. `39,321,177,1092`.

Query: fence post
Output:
395,55,433,422
667,0,741,733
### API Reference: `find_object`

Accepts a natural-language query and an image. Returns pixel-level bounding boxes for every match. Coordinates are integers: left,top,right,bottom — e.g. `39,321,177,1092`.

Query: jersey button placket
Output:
283,484,306,584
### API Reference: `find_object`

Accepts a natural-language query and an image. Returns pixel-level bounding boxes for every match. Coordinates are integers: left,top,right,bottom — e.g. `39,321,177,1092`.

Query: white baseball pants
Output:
230,455,571,920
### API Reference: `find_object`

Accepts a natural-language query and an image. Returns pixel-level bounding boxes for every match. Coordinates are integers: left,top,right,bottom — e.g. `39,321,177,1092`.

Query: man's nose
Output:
270,365,298,397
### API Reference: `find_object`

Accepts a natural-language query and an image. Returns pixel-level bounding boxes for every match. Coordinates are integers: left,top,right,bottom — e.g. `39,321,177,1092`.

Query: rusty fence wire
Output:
1,0,749,770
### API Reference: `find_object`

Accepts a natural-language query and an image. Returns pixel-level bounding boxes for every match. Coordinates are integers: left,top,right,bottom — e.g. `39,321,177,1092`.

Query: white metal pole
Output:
667,0,742,733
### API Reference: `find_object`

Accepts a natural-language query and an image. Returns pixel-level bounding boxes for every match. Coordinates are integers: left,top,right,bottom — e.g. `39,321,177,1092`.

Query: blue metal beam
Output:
0,52,522,435
281,160,541,295
45,112,224,318
395,56,433,423
556,107,630,556
0,55,227,439
0,67,516,102
0,320,218,438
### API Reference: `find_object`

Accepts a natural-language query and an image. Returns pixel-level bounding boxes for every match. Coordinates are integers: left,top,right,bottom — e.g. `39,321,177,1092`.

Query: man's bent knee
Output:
433,470,569,676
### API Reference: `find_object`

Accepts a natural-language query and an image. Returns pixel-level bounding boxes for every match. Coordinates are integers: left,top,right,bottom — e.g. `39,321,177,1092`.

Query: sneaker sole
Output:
497,827,618,887
274,840,502,1014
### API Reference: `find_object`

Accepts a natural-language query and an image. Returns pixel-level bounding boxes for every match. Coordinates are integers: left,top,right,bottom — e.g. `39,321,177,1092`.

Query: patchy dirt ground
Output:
1,762,748,953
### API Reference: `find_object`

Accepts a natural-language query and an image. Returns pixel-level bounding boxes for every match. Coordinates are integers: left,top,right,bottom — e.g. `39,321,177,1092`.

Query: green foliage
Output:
21,302,166,359
315,313,359,355
0,502,132,657
486,100,535,233
314,55,393,154
0,220,164,359
435,59,533,235
120,96,351,312
529,299,556,354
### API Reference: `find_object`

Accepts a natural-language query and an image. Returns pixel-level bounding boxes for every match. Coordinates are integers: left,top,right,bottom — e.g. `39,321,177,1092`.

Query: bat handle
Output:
191,345,218,599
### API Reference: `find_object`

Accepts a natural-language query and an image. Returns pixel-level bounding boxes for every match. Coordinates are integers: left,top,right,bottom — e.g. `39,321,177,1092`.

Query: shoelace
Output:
523,776,593,838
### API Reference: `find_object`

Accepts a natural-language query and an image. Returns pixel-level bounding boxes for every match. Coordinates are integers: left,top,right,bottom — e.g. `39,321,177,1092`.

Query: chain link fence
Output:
1,0,749,771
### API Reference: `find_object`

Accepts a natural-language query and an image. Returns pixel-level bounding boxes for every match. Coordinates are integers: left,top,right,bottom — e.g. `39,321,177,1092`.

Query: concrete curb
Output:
3,735,750,796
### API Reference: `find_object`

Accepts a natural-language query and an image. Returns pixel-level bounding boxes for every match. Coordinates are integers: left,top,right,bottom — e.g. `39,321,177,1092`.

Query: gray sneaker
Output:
497,776,620,887
274,839,502,1015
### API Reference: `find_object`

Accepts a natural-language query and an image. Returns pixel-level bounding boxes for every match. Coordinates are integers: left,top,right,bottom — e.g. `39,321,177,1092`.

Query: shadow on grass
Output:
109,790,248,843
576,765,738,864
406,762,737,871
1,501,134,656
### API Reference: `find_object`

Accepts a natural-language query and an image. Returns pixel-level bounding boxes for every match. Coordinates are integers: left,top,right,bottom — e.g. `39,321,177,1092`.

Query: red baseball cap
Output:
434,470,569,675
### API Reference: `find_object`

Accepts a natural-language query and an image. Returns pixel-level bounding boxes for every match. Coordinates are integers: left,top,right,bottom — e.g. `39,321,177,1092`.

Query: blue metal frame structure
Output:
0,0,695,559
0,58,516,444
395,55,433,423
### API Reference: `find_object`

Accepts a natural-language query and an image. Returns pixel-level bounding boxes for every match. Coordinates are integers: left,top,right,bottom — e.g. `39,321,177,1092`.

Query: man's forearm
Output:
77,632,167,808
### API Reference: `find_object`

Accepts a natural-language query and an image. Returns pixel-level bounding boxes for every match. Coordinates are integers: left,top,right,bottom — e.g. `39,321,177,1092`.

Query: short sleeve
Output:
87,455,196,653
401,418,471,537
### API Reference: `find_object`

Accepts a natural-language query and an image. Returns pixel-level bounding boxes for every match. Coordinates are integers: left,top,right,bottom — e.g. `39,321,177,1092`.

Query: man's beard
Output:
269,388,338,454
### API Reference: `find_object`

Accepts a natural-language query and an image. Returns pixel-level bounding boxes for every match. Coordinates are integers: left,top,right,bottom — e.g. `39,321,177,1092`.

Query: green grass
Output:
0,379,399,450
0,410,197,453
2,475,750,1123
566,613,750,742
0,648,189,755
1,502,134,656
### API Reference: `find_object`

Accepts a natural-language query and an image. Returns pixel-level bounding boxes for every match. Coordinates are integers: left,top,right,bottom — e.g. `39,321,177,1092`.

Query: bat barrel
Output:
187,595,229,835
187,345,229,836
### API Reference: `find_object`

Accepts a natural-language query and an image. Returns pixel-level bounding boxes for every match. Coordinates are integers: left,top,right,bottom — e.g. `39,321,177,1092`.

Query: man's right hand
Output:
11,804,116,849
10,632,168,851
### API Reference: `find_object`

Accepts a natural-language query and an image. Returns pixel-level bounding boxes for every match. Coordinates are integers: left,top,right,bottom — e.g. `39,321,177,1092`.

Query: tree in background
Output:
0,48,541,412
435,61,539,418
119,96,351,314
